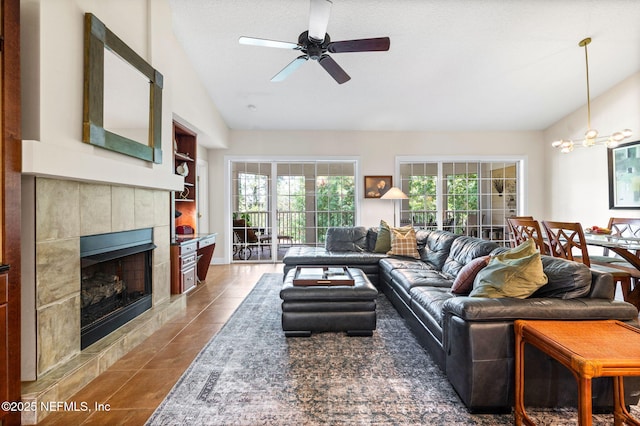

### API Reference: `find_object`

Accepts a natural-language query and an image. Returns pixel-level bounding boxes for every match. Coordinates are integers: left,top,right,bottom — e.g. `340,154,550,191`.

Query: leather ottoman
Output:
280,267,378,337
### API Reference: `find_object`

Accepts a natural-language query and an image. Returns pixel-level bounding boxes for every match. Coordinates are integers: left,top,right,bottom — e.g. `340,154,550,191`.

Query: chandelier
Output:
551,37,632,153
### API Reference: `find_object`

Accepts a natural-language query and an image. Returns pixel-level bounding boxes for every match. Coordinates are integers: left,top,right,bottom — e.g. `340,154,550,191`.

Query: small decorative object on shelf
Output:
176,162,189,176
179,187,190,200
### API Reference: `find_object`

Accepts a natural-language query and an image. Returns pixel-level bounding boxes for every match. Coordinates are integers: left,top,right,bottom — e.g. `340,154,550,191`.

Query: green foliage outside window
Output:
405,173,479,231
315,175,355,242
237,171,355,246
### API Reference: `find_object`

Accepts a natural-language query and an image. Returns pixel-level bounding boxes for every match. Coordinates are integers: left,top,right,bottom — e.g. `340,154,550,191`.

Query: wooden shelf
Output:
174,152,194,162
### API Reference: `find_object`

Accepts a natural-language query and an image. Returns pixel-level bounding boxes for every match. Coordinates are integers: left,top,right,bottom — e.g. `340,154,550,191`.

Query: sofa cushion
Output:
441,236,500,278
387,227,420,259
451,255,490,295
410,286,454,336
283,246,386,265
392,269,453,294
415,229,431,250
420,230,460,270
378,257,432,275
325,226,368,252
366,227,379,252
469,240,548,299
530,256,592,299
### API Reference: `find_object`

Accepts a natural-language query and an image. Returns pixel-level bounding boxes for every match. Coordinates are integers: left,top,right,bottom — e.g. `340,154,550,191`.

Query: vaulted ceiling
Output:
168,0,640,133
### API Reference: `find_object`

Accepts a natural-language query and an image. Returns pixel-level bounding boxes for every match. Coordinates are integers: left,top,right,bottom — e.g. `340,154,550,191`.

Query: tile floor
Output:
29,262,640,425
35,263,281,425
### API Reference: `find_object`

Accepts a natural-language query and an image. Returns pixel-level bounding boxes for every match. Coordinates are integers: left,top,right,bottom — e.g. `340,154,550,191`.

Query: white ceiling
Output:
168,0,640,134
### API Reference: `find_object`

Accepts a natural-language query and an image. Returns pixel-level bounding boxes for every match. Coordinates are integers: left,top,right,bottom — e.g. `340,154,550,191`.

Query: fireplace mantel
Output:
22,139,184,191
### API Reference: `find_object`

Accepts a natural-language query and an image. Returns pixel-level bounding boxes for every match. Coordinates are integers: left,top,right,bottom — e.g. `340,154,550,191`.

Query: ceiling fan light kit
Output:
551,37,632,153
239,0,390,84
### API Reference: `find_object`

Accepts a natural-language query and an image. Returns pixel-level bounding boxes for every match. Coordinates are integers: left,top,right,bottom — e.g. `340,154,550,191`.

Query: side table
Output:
514,319,640,426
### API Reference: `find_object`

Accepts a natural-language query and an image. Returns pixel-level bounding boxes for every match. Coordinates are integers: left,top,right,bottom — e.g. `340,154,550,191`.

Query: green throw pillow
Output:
374,220,392,253
469,239,548,299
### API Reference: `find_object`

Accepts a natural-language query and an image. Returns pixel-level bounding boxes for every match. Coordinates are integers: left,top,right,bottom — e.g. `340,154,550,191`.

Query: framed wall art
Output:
608,140,640,209
364,175,392,198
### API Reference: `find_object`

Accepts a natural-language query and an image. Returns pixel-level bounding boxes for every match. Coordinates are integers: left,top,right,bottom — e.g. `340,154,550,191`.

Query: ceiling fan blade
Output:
328,37,391,53
308,0,332,42
318,54,350,84
271,55,308,82
239,36,300,50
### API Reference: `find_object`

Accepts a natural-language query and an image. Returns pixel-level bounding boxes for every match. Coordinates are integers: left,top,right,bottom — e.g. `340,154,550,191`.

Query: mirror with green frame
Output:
83,13,163,164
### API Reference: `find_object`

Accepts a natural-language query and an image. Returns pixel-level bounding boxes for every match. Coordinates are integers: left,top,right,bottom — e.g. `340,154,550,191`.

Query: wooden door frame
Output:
2,0,21,424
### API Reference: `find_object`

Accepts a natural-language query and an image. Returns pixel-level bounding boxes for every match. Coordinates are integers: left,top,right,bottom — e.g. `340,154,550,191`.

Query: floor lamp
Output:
381,187,408,227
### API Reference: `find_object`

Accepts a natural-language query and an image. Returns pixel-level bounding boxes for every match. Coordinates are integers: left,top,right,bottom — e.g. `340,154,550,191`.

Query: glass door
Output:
231,160,356,262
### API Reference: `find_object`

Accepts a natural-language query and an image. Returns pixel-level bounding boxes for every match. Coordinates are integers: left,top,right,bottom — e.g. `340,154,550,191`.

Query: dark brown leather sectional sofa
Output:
283,226,640,413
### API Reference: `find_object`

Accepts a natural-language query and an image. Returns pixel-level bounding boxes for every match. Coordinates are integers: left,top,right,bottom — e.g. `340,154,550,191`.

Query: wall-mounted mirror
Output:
83,13,163,164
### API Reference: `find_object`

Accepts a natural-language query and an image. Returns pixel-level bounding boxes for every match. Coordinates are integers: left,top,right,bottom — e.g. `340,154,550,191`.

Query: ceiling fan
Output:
239,0,390,84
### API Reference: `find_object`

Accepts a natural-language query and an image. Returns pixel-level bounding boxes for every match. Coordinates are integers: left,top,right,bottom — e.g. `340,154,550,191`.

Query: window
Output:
399,159,521,244
231,160,356,261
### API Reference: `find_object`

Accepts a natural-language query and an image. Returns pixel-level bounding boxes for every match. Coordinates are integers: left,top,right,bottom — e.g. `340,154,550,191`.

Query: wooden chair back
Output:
608,217,640,238
506,218,547,255
606,217,640,257
541,221,591,265
506,216,534,247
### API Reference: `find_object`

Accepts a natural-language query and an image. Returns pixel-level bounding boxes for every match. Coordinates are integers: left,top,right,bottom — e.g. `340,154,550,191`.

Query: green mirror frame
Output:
83,13,163,164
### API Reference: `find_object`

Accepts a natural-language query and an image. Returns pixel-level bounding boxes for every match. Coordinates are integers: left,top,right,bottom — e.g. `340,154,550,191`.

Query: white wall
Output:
544,71,640,225
20,0,229,190
208,130,546,261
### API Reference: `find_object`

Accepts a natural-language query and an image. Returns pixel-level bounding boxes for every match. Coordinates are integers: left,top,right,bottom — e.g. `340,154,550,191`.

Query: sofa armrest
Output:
442,296,639,322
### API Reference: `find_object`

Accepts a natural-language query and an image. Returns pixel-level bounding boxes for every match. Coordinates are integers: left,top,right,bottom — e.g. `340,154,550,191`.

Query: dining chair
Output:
595,217,640,262
506,217,547,255
590,218,640,300
506,216,535,248
541,220,634,301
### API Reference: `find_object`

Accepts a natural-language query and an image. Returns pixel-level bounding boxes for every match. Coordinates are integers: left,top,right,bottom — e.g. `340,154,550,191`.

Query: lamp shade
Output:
380,187,408,200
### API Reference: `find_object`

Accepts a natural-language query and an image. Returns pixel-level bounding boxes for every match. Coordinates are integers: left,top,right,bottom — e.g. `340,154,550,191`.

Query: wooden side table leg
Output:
514,323,532,425
613,377,640,426
576,376,593,426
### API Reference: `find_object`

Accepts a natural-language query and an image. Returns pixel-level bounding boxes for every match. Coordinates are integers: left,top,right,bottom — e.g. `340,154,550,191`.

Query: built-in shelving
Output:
172,122,198,235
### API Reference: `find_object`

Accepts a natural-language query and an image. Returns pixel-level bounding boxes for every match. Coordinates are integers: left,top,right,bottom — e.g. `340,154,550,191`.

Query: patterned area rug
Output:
147,273,635,425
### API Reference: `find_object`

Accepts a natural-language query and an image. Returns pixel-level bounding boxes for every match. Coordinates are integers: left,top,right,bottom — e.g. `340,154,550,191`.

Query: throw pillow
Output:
374,220,392,253
451,255,490,295
387,227,420,259
469,239,548,299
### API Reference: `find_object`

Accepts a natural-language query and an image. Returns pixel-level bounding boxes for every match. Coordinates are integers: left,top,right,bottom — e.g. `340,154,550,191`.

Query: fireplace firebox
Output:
80,228,155,349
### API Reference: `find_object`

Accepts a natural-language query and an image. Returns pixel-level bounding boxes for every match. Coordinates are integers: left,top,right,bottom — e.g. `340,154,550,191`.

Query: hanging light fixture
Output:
551,37,632,153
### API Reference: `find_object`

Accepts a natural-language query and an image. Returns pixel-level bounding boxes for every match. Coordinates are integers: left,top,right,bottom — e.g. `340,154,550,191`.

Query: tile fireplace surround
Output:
20,177,186,424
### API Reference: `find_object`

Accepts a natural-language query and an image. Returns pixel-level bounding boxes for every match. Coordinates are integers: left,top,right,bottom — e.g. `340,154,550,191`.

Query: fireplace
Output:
80,228,155,349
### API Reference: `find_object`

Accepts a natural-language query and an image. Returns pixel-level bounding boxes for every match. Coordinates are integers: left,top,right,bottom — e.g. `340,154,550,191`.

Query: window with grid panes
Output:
398,160,520,245
231,160,356,261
